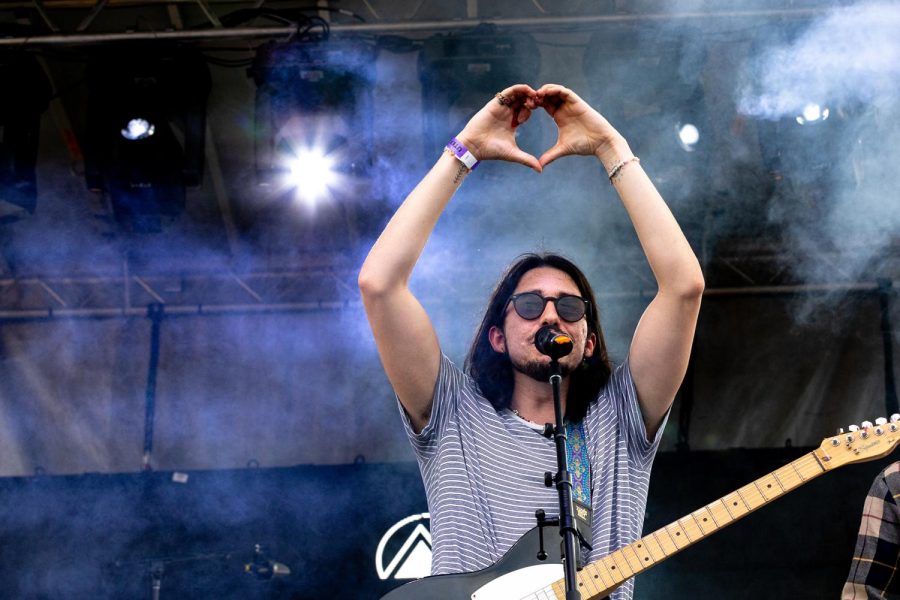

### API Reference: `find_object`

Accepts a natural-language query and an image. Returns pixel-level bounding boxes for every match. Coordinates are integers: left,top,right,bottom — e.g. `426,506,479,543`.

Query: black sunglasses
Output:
506,292,589,323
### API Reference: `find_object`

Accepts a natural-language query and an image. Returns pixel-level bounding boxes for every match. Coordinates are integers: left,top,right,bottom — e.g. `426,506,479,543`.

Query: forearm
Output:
599,137,704,295
359,151,469,295
613,144,704,427
360,84,539,295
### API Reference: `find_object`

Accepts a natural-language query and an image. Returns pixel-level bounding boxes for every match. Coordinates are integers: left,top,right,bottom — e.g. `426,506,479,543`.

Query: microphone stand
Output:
547,357,582,600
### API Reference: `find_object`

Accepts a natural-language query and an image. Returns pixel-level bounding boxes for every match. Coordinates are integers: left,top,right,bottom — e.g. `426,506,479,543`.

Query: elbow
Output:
357,264,399,301
357,266,384,299
665,265,704,301
681,268,705,301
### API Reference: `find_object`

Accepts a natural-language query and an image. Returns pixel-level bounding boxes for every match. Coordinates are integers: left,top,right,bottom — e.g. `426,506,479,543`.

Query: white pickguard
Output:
470,563,564,600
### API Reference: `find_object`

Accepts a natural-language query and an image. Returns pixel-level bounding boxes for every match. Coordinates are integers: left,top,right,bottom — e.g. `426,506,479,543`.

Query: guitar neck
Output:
552,449,829,599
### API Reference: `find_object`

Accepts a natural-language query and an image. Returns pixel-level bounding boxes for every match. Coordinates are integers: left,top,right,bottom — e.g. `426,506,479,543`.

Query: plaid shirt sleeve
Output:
842,461,900,599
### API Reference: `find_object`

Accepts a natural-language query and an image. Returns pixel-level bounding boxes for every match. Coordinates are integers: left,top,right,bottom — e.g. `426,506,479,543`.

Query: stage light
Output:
584,23,709,205
0,51,52,224
795,103,830,125
418,24,541,167
285,146,340,207
84,44,211,233
250,37,376,193
740,22,852,195
120,118,156,141
677,123,700,151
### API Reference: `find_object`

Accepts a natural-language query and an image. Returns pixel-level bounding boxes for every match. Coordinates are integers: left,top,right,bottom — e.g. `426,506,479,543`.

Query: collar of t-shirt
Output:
503,409,591,507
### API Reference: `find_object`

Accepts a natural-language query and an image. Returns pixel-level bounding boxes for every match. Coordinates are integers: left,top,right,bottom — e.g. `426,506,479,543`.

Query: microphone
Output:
534,326,574,360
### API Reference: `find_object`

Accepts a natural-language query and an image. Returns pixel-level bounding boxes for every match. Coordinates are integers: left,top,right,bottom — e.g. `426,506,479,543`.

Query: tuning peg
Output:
862,421,874,429
836,427,845,435
876,417,888,426
892,414,900,423
848,425,860,432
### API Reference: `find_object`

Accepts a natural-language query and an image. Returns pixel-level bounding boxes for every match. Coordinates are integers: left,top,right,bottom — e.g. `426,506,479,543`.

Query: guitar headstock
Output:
816,415,900,469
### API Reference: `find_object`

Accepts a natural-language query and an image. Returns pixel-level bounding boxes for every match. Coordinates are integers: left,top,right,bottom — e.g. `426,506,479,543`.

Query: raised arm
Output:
358,84,541,433
536,84,705,439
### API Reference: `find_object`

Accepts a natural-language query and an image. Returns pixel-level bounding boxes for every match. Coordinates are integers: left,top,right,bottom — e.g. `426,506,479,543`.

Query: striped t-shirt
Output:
400,353,665,600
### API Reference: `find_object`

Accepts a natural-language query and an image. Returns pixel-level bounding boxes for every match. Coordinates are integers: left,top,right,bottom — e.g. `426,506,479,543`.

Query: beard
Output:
510,355,574,382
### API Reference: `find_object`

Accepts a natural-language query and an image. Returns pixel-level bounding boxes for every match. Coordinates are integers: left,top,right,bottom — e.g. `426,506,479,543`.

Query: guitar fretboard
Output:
538,450,828,600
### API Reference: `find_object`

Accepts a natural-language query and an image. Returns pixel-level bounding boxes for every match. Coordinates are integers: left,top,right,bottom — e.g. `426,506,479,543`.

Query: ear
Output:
488,325,506,353
583,332,596,359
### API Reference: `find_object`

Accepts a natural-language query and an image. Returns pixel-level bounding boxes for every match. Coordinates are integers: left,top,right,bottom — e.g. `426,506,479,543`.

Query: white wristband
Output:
446,137,480,170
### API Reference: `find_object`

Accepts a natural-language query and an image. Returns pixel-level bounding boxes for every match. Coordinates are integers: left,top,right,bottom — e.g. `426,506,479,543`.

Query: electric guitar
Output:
381,417,900,600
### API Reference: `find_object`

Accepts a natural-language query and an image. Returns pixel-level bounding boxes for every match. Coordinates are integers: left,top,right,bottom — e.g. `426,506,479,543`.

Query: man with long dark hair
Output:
359,83,704,599
465,252,611,423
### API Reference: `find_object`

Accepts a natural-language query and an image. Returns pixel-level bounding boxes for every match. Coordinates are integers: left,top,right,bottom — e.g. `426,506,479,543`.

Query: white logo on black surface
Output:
375,512,432,580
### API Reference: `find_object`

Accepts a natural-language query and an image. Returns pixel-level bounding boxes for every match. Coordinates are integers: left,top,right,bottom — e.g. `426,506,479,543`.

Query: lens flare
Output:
795,103,830,125
677,123,700,151
121,118,155,141
285,147,340,207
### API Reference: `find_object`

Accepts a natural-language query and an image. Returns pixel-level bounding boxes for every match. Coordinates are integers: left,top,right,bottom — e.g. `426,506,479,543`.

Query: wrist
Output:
446,136,480,171
455,131,482,161
594,135,631,171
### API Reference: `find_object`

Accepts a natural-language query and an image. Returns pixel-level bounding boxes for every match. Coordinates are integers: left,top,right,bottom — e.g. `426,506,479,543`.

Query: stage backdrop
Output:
0,449,893,599
0,288,896,477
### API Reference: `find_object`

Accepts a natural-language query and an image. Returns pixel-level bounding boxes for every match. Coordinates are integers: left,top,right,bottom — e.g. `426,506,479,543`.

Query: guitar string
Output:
583,452,826,591
522,451,833,600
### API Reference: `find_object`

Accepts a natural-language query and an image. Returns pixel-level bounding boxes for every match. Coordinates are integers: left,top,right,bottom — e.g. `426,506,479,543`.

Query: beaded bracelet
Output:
607,156,640,184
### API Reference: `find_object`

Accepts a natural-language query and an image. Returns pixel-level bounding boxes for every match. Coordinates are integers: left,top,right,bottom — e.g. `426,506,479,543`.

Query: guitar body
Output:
380,420,899,599
381,526,603,600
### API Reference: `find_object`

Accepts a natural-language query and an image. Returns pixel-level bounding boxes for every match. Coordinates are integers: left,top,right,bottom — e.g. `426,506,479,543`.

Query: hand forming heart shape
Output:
455,83,631,174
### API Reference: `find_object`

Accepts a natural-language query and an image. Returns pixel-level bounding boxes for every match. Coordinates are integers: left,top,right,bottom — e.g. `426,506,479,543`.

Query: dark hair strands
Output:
463,253,611,422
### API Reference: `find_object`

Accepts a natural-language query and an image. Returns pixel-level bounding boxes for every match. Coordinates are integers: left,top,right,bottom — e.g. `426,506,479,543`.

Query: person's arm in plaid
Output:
842,461,900,599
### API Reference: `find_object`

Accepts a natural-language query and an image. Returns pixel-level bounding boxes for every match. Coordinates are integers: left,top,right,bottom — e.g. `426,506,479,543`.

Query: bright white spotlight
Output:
120,118,155,141
285,147,340,207
795,103,830,125
677,123,700,151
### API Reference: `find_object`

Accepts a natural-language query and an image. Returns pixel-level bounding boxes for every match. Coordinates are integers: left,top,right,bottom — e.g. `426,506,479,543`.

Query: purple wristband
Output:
446,137,479,170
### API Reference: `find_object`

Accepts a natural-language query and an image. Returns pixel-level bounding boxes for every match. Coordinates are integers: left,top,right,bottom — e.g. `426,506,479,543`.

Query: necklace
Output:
511,409,543,426
511,408,567,427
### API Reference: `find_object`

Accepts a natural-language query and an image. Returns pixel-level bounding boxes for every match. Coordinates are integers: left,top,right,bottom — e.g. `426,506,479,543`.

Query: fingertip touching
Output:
538,148,563,168
512,151,542,173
